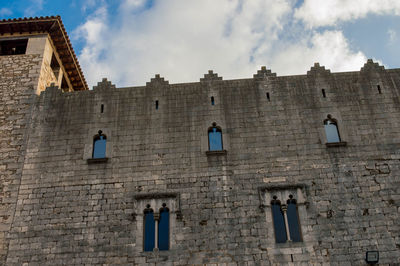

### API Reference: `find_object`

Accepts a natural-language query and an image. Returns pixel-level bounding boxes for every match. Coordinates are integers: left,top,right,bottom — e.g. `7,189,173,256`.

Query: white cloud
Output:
120,0,148,10
0,8,12,17
75,0,371,87
270,31,367,75
24,0,44,17
388,29,397,44
295,0,400,28
81,0,106,13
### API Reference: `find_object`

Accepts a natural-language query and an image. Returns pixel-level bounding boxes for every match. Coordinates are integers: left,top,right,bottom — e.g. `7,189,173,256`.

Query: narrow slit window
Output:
101,104,104,113
61,76,69,92
266,92,270,101
271,197,287,243
287,196,302,242
211,96,215,105
50,53,60,79
208,123,223,151
158,204,170,251
144,206,155,252
377,85,381,94
92,130,107,158
322,89,326,98
155,100,159,110
324,116,341,143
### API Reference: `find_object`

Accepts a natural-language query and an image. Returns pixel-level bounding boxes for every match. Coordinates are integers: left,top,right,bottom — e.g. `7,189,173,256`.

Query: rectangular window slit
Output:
377,85,381,94
322,89,326,98
266,92,270,101
155,100,159,110
211,96,215,105
101,104,104,113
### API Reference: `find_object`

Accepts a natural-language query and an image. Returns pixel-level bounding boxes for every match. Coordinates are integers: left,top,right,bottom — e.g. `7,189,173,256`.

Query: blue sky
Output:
1,0,400,87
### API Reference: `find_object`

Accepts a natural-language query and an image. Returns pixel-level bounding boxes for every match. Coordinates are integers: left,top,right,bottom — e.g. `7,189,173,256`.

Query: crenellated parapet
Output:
93,78,116,91
360,59,385,73
307,63,331,77
200,70,223,83
253,66,276,82
146,74,169,88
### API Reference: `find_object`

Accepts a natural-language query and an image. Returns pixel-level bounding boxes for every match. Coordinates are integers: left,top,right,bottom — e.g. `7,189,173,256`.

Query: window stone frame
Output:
318,112,348,147
133,192,182,253
202,121,229,155
258,183,310,250
84,127,113,163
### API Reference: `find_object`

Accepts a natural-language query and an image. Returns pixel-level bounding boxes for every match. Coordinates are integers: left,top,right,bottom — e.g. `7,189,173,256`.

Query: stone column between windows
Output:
153,212,160,251
281,204,292,242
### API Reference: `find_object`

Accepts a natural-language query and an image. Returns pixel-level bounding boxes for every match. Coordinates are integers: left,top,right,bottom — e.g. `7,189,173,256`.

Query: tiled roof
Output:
0,16,88,91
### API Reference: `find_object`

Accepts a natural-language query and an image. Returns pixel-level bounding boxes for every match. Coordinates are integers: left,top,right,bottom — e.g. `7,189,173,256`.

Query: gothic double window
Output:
271,195,302,243
260,185,306,245
143,204,170,251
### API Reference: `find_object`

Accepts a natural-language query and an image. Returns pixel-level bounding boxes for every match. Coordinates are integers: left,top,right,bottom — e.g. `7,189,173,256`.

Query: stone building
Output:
1,16,400,265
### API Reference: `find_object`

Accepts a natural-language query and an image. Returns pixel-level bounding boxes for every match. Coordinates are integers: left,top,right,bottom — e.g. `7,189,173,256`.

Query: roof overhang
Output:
0,16,88,91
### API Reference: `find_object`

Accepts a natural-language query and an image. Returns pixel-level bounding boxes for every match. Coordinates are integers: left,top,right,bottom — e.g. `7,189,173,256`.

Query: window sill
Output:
206,150,227,156
274,240,304,248
87,157,109,164
326,141,347,147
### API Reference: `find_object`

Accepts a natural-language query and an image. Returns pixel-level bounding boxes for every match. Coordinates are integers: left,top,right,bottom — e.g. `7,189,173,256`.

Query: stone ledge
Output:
134,192,178,200
325,141,347,147
206,150,227,156
86,157,109,164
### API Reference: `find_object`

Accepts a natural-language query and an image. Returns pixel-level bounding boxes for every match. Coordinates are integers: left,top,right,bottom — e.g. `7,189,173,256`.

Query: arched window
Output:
92,130,107,158
287,195,302,242
208,123,223,151
271,195,302,243
324,115,341,143
143,205,155,252
158,203,170,251
271,196,287,243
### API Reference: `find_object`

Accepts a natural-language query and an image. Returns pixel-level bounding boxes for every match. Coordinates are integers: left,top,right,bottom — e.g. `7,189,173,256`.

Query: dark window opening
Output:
377,85,381,94
155,100,159,110
144,206,155,252
158,204,169,251
60,76,69,92
211,96,215,105
324,117,341,143
271,197,287,243
0,39,28,55
266,92,270,101
101,104,104,113
287,196,302,242
208,123,223,151
92,130,107,159
50,53,60,80
322,89,326,98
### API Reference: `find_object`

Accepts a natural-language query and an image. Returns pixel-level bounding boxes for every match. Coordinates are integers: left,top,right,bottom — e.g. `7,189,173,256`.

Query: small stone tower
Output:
0,16,87,263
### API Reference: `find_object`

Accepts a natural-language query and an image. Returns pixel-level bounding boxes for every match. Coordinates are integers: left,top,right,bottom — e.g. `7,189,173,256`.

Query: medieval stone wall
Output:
3,61,400,265
0,53,42,265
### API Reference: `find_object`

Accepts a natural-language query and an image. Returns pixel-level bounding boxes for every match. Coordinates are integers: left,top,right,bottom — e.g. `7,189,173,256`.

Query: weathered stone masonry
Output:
1,17,400,266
